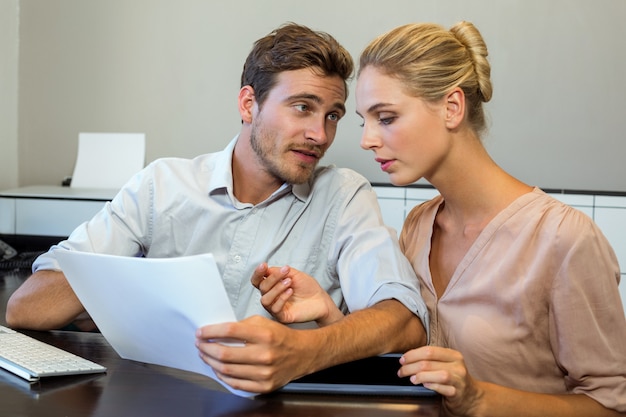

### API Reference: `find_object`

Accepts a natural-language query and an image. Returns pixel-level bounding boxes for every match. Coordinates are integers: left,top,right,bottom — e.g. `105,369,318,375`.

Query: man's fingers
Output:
256,266,290,293
250,263,269,288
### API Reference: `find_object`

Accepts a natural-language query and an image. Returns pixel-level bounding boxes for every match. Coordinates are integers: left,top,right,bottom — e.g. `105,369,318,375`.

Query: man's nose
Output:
305,118,330,145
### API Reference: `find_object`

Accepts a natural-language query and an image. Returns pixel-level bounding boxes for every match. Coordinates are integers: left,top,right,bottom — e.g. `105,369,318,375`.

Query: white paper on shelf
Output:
70,132,145,189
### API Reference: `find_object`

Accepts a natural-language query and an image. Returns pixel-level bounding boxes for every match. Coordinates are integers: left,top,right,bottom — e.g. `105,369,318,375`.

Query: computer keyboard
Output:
0,325,106,382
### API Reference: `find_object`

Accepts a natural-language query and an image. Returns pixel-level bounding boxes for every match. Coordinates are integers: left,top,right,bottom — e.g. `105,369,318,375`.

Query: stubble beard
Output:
250,122,318,185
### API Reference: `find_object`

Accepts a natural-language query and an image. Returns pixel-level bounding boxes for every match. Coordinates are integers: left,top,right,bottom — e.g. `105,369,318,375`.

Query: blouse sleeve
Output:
550,207,626,412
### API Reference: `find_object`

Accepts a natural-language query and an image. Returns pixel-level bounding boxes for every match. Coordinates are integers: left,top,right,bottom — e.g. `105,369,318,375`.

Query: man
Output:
6,23,427,394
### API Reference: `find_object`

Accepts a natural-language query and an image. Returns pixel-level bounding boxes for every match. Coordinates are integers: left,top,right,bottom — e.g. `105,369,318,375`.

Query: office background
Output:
1,1,625,312
1,0,625,192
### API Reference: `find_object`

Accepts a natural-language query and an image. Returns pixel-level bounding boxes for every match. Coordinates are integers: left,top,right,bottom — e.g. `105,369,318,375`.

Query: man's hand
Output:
195,315,316,394
250,263,344,326
196,300,426,396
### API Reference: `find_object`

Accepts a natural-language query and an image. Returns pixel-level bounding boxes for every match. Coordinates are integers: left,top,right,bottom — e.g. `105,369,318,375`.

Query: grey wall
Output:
0,0,19,191
9,0,626,191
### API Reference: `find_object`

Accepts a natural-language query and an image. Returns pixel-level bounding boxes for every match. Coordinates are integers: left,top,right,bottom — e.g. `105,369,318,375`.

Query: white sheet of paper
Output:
54,250,253,397
70,132,145,189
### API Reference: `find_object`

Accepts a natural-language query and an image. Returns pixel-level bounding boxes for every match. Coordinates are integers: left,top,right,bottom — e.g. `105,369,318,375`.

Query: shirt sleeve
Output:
32,165,153,272
331,179,429,334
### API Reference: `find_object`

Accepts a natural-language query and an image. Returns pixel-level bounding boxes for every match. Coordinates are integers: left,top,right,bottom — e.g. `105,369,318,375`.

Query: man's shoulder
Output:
312,165,370,187
301,166,382,219
145,151,222,174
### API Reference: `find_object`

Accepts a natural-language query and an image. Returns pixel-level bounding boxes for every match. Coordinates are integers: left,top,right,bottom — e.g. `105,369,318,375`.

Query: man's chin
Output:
284,167,316,185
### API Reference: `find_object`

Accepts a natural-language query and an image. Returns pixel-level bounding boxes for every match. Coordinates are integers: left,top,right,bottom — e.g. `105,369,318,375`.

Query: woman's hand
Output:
250,263,344,326
399,346,483,416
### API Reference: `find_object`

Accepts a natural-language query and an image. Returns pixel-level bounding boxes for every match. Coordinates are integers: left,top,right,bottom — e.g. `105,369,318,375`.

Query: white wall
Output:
8,0,626,191
0,0,19,191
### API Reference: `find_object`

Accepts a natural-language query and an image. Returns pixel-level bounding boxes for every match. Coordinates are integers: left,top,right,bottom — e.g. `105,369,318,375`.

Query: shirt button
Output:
233,255,242,263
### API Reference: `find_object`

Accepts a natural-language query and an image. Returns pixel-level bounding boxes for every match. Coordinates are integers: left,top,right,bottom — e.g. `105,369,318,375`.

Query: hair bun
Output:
450,21,492,102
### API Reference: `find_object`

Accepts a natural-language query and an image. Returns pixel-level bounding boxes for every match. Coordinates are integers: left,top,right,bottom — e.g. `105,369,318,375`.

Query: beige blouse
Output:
400,188,626,412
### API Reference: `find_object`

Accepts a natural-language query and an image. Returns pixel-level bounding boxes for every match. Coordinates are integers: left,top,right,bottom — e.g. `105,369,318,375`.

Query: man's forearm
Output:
300,299,426,376
6,270,85,330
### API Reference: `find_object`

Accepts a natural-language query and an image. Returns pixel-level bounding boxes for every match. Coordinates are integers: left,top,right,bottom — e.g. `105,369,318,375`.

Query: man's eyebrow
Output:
333,101,347,115
287,93,346,115
287,93,321,103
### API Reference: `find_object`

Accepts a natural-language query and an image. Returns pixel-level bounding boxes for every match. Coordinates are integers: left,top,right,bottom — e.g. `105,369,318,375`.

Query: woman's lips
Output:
376,158,394,172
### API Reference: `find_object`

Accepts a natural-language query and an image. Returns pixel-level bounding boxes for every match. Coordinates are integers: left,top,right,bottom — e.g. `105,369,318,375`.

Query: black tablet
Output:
279,353,438,397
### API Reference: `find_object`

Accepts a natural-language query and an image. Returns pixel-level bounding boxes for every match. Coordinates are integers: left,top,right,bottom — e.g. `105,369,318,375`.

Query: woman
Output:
357,21,625,416
257,21,626,415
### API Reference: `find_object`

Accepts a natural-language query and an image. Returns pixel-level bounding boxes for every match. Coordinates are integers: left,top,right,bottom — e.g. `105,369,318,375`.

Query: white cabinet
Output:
0,186,115,237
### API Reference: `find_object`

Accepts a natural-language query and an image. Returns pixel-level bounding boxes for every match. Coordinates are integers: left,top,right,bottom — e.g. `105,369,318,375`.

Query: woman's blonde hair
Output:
359,21,492,135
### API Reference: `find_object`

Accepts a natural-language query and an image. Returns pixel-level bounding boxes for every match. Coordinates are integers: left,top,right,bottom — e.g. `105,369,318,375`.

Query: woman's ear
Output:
238,86,256,124
444,88,465,130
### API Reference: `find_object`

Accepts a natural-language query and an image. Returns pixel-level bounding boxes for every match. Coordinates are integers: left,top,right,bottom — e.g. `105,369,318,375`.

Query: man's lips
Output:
292,148,322,163
375,157,395,172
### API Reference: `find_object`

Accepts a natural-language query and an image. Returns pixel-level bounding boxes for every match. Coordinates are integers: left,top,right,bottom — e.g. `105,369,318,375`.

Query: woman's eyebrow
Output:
356,102,393,117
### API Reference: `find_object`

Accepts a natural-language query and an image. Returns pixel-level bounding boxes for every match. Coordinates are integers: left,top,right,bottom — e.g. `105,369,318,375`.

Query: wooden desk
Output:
0,268,441,416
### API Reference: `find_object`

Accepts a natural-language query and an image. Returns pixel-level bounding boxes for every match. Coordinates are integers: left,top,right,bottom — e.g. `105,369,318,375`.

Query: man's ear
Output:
238,86,256,124
444,88,465,130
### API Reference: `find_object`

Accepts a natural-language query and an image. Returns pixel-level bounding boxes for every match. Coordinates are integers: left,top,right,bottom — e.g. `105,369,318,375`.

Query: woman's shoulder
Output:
524,189,618,264
405,195,444,225
401,195,444,244
528,189,598,233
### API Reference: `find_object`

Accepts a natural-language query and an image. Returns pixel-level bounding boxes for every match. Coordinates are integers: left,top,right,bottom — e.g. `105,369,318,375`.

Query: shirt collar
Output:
291,180,311,202
207,134,314,204
206,136,238,195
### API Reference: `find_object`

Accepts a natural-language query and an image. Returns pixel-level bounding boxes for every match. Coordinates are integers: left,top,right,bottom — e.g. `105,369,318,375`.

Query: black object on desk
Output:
0,250,43,270
280,353,437,396
0,236,46,270
0,239,18,261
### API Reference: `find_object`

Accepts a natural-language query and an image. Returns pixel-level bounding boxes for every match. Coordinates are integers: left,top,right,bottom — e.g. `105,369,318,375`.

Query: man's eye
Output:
295,104,308,112
327,113,341,122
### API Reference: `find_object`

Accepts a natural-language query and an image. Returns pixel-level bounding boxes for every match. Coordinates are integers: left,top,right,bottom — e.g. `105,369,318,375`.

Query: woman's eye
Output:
379,117,395,125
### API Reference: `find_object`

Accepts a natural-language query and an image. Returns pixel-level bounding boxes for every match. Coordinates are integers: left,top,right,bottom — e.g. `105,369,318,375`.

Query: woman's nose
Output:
360,124,380,150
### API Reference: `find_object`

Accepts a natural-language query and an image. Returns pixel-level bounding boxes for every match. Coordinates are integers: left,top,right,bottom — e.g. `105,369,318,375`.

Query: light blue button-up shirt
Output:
35,137,428,329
